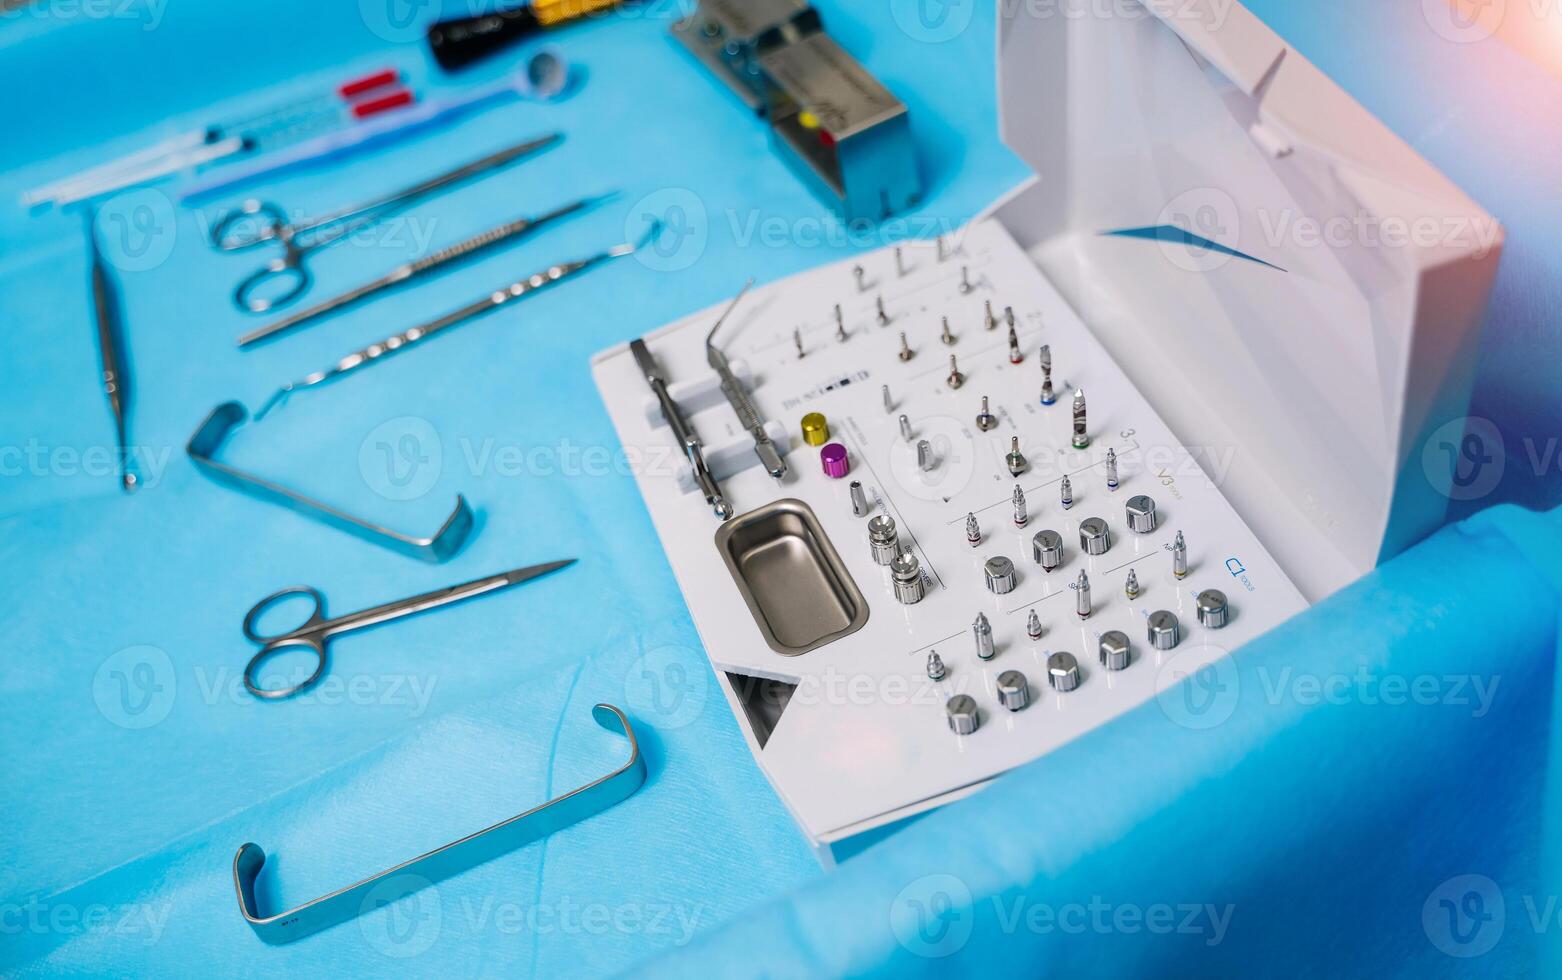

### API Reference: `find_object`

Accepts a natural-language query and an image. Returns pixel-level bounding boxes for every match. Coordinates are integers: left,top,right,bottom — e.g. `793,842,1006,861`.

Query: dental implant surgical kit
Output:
593,1,1499,858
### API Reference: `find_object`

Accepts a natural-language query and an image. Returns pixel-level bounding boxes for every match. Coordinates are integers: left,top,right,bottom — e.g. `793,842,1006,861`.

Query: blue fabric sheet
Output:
645,503,1562,977
4,0,1561,975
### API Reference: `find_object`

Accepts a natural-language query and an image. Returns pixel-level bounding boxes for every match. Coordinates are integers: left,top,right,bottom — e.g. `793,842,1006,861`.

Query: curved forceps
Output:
241,559,574,700
210,133,561,313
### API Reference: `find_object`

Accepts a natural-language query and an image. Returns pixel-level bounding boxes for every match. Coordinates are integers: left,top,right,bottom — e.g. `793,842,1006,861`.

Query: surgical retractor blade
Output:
630,338,731,520
706,279,787,479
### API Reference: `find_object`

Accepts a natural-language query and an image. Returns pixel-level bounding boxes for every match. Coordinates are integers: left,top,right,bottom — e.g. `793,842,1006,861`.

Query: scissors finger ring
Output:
244,636,329,701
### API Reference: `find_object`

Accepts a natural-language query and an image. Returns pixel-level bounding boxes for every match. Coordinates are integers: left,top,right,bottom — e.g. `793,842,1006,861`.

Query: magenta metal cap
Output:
820,443,850,479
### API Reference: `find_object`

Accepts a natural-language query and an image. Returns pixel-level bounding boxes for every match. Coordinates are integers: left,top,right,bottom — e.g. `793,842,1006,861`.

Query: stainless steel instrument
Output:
234,703,645,945
630,338,732,520
705,279,786,479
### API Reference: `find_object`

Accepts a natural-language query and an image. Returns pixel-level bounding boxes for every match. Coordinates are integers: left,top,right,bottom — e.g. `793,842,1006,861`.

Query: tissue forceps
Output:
236,194,607,347
242,559,574,700
211,133,560,314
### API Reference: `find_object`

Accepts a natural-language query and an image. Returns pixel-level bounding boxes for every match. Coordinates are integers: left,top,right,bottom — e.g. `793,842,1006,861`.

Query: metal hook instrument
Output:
187,401,474,561
234,703,645,945
255,221,662,418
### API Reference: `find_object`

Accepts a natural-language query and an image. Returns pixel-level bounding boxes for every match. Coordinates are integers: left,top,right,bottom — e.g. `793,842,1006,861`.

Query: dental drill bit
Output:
1012,485,1028,528
975,396,997,432
1027,608,1043,640
1039,344,1056,405
876,294,889,325
927,651,946,681
899,414,913,443
834,303,847,342
1071,389,1090,449
1006,436,1027,476
973,612,995,660
898,331,914,361
1060,474,1074,510
1076,570,1091,619
965,512,981,548
1005,305,1015,331
882,384,893,413
1172,530,1188,579
1125,568,1140,600
959,265,973,294
940,316,956,346
947,354,964,389
984,300,997,330
794,328,804,359
1008,321,1022,364
1105,448,1119,490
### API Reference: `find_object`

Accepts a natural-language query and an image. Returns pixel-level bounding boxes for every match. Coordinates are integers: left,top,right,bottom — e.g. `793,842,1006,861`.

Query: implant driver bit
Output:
1027,608,1043,640
965,512,981,548
1076,570,1092,619
850,480,869,517
947,354,964,389
1072,389,1090,449
834,304,847,342
959,265,973,294
973,613,995,660
1006,436,1027,476
898,331,913,361
1012,484,1028,527
985,300,997,330
1060,474,1073,510
882,384,893,413
899,414,913,443
927,651,946,681
1105,448,1119,490
877,295,889,325
1173,531,1188,579
975,396,997,432
917,439,935,472
940,316,955,346
794,328,804,359
1008,322,1022,364
1039,344,1056,405
1125,568,1140,600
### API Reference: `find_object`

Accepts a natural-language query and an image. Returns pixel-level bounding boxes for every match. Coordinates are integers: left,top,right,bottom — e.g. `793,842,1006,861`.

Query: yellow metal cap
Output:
801,412,830,446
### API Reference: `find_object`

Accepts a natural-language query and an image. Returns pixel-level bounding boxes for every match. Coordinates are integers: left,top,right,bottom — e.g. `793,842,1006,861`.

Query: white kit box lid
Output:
989,0,1502,600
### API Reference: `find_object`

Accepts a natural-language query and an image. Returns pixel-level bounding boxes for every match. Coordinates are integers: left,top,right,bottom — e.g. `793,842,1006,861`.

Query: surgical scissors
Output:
241,559,574,700
211,133,559,314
